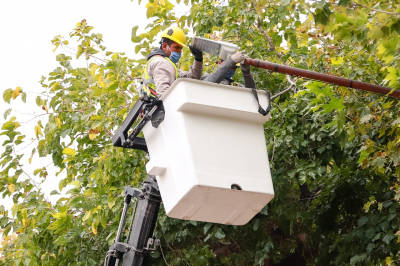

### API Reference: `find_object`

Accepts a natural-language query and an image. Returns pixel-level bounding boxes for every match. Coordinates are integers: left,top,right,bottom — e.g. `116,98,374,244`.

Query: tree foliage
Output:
1,0,400,265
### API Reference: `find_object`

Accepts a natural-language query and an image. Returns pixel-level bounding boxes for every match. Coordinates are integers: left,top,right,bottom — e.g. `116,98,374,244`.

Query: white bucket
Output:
142,79,274,225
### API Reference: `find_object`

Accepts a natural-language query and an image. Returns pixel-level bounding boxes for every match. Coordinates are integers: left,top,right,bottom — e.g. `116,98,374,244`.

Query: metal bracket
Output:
124,187,142,199
151,101,165,128
143,238,160,252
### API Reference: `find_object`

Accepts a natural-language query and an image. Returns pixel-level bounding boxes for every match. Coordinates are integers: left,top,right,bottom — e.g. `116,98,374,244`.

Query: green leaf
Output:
358,150,368,164
214,228,225,239
365,228,375,239
204,223,212,234
68,195,84,207
314,4,332,25
253,219,260,231
358,216,368,227
382,233,394,245
50,190,60,195
372,233,381,242
3,108,12,120
3,88,13,104
338,0,350,6
360,114,373,124
53,235,68,245
21,92,26,103
131,26,141,43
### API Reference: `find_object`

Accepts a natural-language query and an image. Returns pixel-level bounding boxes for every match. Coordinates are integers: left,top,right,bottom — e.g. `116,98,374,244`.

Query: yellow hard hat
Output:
161,27,187,47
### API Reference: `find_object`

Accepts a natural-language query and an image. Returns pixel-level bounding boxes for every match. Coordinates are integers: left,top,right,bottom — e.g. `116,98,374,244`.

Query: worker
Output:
143,26,204,97
200,51,256,89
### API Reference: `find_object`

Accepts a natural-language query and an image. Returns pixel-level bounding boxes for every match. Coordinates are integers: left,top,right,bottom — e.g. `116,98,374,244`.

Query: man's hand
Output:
231,50,246,63
189,45,203,62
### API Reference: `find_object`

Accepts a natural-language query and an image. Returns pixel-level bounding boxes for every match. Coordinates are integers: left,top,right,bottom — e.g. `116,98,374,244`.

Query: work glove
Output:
189,45,203,62
231,50,247,63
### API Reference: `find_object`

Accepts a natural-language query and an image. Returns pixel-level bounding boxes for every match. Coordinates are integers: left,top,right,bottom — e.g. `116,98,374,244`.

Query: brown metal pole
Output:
244,58,400,99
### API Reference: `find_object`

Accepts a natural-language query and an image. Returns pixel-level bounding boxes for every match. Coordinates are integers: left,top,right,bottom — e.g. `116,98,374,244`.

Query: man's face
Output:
162,41,183,56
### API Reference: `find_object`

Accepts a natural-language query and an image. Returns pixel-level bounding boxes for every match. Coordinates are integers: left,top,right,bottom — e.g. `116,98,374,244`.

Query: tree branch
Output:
352,1,400,15
252,2,297,95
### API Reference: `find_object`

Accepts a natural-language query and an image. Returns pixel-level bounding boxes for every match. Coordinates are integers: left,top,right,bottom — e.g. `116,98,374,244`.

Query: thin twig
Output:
19,165,50,202
352,1,400,15
271,136,276,163
252,3,297,95
160,242,171,266
61,45,107,63
15,139,37,153
272,84,295,100
104,127,114,137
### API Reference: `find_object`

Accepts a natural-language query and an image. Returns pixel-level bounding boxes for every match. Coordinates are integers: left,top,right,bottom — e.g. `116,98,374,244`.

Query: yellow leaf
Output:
384,67,398,87
82,211,91,221
90,64,99,76
386,256,392,265
160,0,165,5
108,198,116,209
14,122,20,130
68,180,80,187
28,158,32,164
62,157,75,163
12,87,22,99
89,115,102,121
55,117,61,128
89,134,97,140
62,147,77,156
35,126,43,138
91,223,98,234
22,219,26,226
331,57,343,66
8,184,15,193
30,218,36,229
52,82,59,91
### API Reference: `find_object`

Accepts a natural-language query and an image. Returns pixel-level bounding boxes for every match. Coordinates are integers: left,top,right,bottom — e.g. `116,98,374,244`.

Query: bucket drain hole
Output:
231,184,242,190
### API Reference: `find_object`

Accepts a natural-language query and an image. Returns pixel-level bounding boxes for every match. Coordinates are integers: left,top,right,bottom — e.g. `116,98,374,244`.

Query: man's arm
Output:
202,51,247,84
178,45,203,80
202,56,236,84
241,63,256,89
178,60,203,79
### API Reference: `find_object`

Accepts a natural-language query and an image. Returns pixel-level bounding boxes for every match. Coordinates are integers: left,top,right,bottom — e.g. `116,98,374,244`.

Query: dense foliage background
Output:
1,0,400,265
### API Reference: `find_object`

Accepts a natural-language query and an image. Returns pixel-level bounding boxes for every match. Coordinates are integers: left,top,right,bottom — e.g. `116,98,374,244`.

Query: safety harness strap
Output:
250,87,271,116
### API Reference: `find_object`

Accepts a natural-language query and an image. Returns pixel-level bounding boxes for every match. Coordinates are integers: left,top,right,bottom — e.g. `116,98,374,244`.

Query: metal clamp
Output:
143,238,160,252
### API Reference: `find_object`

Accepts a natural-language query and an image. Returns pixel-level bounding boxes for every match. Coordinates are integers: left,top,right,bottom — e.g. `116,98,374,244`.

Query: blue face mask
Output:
167,45,181,64
224,68,236,80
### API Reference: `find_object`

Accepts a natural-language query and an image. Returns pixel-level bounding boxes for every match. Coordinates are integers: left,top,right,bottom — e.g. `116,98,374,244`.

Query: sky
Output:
0,0,189,211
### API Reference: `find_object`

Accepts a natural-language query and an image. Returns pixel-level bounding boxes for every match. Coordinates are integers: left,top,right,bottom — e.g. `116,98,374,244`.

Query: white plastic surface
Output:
190,37,239,60
142,79,274,225
218,41,239,60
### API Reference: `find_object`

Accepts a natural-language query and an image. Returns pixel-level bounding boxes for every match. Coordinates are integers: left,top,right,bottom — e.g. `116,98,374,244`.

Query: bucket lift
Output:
104,35,400,265
105,79,274,266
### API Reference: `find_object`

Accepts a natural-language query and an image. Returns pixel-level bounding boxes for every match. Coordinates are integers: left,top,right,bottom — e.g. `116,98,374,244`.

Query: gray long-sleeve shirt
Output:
201,56,256,89
145,49,203,96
